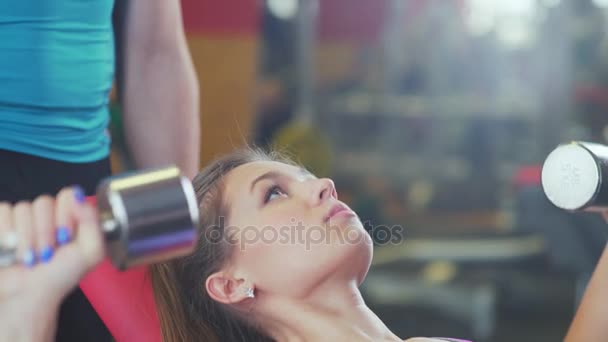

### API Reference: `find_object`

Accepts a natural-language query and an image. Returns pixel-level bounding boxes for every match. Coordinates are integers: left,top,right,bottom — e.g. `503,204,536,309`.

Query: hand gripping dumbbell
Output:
541,141,608,212
0,166,200,269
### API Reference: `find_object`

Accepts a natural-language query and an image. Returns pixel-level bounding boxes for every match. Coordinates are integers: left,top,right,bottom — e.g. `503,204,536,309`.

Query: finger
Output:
0,203,22,299
31,188,101,297
74,203,104,272
41,202,104,292
0,202,15,249
54,186,85,246
0,202,24,296
32,195,56,263
13,202,35,267
55,185,103,271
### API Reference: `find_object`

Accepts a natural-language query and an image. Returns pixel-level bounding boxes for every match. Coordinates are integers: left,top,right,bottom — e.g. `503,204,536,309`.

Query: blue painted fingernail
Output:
23,249,36,267
74,185,85,204
56,227,71,245
39,246,54,263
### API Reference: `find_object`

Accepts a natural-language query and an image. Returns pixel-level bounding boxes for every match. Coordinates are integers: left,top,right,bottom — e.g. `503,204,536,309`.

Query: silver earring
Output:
245,287,255,298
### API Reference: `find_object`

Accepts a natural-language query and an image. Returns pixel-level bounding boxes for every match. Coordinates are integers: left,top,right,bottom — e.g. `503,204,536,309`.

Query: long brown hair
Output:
149,147,295,342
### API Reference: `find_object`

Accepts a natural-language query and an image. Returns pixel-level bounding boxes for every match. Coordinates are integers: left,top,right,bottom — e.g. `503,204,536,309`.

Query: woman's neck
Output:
257,280,402,342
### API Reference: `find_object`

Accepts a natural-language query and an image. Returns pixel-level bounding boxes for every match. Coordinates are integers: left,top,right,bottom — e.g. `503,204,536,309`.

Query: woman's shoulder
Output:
404,338,472,342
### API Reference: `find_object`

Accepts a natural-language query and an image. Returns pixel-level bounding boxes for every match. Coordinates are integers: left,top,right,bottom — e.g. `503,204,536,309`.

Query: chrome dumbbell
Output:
0,166,200,269
541,141,608,212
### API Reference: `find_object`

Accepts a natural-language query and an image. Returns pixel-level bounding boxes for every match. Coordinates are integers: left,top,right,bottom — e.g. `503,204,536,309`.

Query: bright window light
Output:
268,0,298,20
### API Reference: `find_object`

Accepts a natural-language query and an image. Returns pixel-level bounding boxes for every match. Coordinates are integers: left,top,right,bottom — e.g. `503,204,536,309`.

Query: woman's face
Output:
220,161,373,298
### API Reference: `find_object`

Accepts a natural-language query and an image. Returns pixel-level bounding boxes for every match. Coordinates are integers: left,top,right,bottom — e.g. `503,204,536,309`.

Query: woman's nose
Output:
311,178,337,205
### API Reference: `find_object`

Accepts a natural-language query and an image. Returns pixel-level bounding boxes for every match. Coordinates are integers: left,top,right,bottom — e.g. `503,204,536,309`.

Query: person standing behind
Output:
0,0,200,340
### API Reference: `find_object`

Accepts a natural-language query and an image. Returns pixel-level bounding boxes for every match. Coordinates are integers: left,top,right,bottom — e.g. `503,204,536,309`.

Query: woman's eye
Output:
265,185,287,203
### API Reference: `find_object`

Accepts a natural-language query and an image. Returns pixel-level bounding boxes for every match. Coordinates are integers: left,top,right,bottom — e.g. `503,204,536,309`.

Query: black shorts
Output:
0,149,113,342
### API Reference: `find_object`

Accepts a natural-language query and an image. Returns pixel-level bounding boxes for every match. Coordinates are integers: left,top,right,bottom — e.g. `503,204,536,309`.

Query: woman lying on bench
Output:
5,147,543,341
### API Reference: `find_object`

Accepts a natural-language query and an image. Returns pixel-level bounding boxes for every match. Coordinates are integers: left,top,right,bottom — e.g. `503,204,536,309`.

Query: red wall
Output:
181,0,260,35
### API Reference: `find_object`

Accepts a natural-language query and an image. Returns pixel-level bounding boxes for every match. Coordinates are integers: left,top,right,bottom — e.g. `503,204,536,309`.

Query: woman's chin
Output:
358,234,374,284
327,211,364,229
326,217,370,245
334,222,374,284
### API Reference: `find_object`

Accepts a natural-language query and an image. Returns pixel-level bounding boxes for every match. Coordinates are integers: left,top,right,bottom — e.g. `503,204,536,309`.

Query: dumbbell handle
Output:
83,167,198,342
0,166,200,269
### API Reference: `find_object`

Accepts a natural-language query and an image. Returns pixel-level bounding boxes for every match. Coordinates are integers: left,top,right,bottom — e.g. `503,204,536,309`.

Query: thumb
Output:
74,203,105,274
32,203,106,300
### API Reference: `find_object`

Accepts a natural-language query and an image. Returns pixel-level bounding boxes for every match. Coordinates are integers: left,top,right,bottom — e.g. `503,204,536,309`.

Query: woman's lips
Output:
324,203,356,223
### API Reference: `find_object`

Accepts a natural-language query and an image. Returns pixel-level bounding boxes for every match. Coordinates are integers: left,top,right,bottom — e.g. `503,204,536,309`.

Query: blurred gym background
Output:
109,1,608,341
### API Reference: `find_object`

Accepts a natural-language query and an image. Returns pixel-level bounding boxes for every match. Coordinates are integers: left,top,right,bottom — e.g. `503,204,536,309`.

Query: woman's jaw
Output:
203,160,391,340
217,160,373,296
252,279,402,342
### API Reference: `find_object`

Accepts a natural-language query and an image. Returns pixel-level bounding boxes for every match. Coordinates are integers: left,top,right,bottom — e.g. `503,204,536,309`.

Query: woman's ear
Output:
206,271,251,304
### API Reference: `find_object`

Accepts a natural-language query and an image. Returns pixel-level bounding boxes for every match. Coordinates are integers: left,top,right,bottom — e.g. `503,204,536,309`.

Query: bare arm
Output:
566,216,608,342
0,189,105,342
114,0,200,179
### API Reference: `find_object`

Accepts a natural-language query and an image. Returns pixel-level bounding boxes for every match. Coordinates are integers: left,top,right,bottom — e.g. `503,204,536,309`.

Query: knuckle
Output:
56,187,73,202
13,201,31,214
33,195,54,211
0,202,10,216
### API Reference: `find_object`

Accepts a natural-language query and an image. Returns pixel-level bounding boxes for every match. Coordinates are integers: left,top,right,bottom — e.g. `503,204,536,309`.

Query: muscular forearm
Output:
566,243,608,341
123,48,200,179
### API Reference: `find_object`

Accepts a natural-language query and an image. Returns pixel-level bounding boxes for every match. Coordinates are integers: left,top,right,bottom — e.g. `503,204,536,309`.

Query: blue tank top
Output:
0,0,115,162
